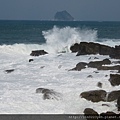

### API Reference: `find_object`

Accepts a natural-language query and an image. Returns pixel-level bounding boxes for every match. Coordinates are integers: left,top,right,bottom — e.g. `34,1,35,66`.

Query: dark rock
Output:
30,50,48,56
36,88,62,100
71,42,114,56
84,108,99,120
88,59,111,68
87,75,93,78
54,10,74,21
70,43,80,53
102,104,110,107
70,62,88,71
100,111,117,120
29,59,34,62
80,90,107,102
97,65,120,71
109,74,120,86
117,96,120,111
97,82,102,88
5,69,14,73
107,90,120,102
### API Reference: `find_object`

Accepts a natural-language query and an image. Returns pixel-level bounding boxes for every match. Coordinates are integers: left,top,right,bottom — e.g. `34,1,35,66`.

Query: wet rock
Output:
97,82,102,88
5,69,14,73
87,75,93,78
36,88,62,100
30,50,48,56
97,65,120,71
100,111,117,120
70,43,80,52
84,108,99,120
107,90,120,102
109,74,120,86
117,96,120,111
29,59,34,62
80,90,107,102
70,62,88,71
71,42,114,56
88,59,111,68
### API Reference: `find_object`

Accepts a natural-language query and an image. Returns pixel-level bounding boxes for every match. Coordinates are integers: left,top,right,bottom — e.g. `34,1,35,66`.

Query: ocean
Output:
0,20,120,114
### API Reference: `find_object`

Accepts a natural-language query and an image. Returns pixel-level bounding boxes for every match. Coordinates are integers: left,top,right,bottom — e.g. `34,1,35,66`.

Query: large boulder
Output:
109,74,120,86
70,42,114,56
107,90,120,102
80,90,107,102
30,50,48,56
84,108,99,120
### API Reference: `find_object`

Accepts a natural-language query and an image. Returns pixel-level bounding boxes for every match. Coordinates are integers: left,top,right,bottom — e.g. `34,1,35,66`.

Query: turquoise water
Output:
0,20,120,45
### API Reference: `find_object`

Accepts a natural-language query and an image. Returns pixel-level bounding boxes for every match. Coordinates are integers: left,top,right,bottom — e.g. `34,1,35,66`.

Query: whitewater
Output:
0,24,120,114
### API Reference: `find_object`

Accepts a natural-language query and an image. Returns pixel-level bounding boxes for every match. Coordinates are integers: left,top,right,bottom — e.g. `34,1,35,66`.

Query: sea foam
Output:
0,26,119,55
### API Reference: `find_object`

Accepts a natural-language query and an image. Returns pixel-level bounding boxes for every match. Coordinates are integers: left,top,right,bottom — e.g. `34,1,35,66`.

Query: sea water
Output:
0,20,120,114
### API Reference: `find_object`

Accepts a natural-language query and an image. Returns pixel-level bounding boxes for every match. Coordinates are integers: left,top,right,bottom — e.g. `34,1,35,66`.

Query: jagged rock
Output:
70,42,114,56
54,10,74,21
30,50,48,56
109,74,120,86
88,59,111,68
80,90,107,102
70,62,88,71
36,88,62,100
84,108,99,120
107,90,120,102
29,59,34,62
5,69,14,73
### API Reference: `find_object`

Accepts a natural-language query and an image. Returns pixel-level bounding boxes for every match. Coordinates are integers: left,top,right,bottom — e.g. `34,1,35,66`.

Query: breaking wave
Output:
0,26,119,55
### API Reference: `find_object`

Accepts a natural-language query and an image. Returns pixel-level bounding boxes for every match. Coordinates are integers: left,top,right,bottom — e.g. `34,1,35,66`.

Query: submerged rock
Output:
5,69,14,73
30,50,48,56
80,90,107,102
117,96,120,111
29,59,34,62
36,88,62,100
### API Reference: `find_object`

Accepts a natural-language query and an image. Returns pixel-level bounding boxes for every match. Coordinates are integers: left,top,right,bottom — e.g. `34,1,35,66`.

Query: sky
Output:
0,0,120,21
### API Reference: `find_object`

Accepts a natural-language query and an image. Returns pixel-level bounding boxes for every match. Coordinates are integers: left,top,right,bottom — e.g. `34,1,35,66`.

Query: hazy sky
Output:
0,0,120,21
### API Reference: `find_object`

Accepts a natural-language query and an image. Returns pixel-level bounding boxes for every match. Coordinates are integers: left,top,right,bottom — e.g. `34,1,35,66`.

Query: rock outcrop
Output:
70,42,120,59
54,10,74,21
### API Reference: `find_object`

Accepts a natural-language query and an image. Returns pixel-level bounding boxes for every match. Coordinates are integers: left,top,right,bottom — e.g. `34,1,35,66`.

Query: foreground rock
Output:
109,74,120,86
80,90,107,102
30,50,48,56
36,88,62,100
107,90,120,102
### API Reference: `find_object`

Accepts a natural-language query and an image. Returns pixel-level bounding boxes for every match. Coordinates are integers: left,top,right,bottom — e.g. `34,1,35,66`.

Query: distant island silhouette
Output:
54,10,74,21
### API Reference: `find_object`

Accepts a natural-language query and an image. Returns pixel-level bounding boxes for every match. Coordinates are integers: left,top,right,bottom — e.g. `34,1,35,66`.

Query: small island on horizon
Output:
54,10,74,21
